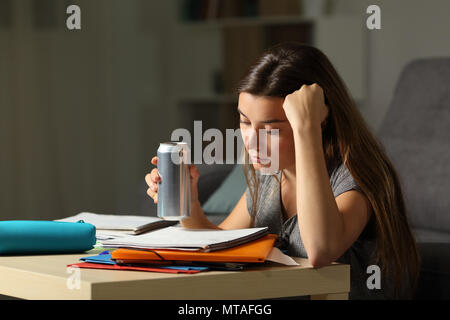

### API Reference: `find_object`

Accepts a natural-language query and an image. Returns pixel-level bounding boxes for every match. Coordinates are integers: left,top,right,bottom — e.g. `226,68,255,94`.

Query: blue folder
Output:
80,251,209,271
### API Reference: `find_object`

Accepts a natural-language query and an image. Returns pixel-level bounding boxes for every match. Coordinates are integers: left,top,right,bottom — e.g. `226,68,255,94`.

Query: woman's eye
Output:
240,120,250,125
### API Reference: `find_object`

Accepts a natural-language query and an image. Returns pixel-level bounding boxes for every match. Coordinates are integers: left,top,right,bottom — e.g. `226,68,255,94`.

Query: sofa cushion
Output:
196,163,235,205
378,58,450,232
413,228,450,243
201,164,247,216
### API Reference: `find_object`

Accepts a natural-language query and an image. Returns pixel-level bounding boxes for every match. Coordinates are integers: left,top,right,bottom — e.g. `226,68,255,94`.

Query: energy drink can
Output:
157,142,191,220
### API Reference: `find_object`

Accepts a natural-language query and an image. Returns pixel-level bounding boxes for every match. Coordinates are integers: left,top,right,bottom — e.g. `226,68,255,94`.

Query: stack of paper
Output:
100,226,269,252
60,213,300,273
56,212,178,240
70,225,299,273
110,234,288,264
68,251,208,274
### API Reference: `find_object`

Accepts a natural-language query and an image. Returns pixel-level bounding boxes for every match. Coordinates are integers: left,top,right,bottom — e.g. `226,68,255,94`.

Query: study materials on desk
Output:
111,234,278,264
93,230,133,241
68,262,206,274
71,232,297,276
69,251,209,274
100,226,269,252
75,251,243,272
56,212,178,238
110,234,299,266
265,247,299,266
73,234,296,276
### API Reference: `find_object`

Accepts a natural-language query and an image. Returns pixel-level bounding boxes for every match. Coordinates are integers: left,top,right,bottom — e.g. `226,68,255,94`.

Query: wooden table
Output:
0,248,350,300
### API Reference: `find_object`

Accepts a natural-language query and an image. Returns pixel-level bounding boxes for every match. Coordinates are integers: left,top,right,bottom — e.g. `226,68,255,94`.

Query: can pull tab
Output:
76,220,85,223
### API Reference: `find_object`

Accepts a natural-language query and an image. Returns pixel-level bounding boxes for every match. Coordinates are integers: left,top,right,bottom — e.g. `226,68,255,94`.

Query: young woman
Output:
146,42,420,300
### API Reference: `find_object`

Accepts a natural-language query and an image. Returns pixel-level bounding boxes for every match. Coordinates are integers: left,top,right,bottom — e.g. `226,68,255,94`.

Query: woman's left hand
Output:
282,83,329,132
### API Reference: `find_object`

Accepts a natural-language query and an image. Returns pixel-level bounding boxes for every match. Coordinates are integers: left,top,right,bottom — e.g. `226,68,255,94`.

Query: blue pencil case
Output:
0,220,96,255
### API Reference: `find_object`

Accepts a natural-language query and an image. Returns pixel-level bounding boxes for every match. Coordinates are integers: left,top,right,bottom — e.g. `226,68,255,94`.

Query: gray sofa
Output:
140,57,450,299
378,57,450,299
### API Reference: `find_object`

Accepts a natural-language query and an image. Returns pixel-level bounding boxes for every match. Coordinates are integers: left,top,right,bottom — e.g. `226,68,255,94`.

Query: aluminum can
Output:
157,142,191,220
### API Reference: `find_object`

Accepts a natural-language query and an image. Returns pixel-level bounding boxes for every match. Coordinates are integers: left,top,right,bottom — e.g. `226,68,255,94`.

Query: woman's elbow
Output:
308,251,333,268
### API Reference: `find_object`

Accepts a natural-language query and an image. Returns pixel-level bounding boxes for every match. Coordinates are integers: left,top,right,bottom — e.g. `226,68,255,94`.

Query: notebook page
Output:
56,212,166,230
266,247,299,266
101,226,268,249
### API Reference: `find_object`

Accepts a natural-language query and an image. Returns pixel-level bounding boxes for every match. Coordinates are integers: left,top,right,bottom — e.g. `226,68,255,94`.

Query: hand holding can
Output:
145,155,200,205
145,156,161,204
146,142,200,221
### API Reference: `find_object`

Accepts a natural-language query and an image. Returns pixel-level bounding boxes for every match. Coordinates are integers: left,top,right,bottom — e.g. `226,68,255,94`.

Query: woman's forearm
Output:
293,124,345,266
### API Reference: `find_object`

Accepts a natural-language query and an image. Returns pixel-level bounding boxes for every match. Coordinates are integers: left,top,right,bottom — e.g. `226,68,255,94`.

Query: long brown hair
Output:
237,42,420,299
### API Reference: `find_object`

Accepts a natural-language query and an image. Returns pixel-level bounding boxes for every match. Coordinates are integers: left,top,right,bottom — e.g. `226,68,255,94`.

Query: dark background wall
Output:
1,0,449,220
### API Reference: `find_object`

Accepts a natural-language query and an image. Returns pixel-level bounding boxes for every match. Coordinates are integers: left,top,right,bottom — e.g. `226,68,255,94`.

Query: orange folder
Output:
111,234,277,264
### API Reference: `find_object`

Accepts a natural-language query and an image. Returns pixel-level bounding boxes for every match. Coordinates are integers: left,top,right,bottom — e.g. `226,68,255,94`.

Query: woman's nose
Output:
243,127,259,151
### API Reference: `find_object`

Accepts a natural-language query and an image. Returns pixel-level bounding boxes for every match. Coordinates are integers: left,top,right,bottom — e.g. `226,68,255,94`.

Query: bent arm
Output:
294,125,370,267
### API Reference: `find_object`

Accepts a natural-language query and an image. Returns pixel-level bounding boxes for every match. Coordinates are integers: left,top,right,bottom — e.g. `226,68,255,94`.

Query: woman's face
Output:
238,92,295,172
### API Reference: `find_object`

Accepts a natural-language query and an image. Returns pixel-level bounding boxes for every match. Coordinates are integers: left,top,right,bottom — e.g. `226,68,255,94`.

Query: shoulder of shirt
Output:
254,169,282,181
246,169,281,194
330,161,349,179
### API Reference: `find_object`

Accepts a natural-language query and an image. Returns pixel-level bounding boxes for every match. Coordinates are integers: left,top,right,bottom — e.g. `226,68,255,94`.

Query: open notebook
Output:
56,212,178,238
100,226,269,252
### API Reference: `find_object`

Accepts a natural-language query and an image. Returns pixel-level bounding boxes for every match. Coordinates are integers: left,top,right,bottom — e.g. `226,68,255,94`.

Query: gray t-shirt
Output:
245,162,394,300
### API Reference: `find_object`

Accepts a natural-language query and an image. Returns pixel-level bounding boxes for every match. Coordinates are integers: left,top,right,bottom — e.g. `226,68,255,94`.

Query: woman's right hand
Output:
145,156,201,205
145,156,161,204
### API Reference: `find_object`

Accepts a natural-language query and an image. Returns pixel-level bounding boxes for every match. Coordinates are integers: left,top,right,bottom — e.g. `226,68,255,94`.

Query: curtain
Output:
0,0,149,220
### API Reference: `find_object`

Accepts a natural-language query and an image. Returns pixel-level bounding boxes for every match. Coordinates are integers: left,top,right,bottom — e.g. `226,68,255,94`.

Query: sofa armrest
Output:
196,163,235,205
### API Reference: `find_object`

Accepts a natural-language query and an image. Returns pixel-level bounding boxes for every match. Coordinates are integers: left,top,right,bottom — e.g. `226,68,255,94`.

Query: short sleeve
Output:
330,163,363,198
